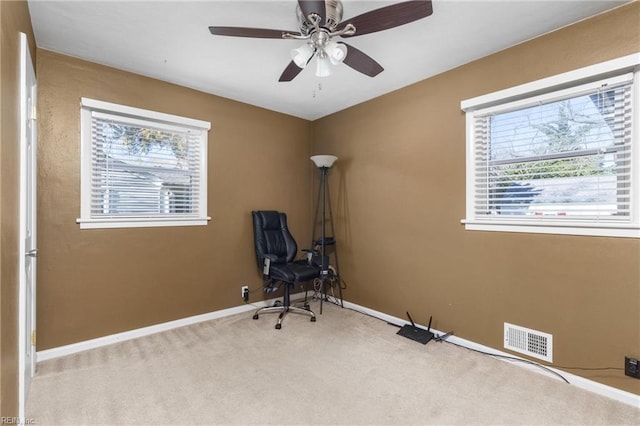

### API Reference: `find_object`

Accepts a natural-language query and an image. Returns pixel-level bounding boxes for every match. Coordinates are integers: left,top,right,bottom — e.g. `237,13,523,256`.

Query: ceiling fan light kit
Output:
291,43,315,68
209,0,434,81
316,51,333,77
326,41,347,65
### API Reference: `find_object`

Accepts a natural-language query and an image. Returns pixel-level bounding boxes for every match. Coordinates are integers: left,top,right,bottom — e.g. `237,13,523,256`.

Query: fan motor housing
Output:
297,0,343,33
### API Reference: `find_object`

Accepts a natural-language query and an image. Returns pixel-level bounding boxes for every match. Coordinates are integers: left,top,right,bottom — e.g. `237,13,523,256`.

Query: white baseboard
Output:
36,292,306,362
342,300,640,409
36,296,639,408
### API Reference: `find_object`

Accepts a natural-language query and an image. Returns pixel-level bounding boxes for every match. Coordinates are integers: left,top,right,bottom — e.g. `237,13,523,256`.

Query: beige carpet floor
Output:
27,301,640,425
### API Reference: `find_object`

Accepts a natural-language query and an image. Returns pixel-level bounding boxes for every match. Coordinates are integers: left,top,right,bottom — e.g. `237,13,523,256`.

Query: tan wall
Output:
313,3,640,394
36,50,314,350
0,0,36,416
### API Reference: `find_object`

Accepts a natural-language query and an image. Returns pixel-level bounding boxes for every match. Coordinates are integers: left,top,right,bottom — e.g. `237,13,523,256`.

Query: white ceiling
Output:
28,0,629,120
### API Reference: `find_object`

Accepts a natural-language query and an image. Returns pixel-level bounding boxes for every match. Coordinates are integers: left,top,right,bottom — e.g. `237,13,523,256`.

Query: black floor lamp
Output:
310,155,343,313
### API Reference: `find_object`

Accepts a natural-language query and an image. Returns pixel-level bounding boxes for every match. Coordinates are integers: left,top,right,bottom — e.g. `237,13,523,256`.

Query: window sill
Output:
77,217,211,229
461,219,640,238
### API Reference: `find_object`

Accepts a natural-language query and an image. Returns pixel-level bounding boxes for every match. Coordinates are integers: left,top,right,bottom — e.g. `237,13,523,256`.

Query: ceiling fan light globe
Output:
327,42,347,65
291,44,314,68
315,53,332,78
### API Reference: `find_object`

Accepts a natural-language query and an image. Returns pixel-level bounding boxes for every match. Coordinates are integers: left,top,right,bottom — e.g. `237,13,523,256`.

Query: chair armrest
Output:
261,254,285,277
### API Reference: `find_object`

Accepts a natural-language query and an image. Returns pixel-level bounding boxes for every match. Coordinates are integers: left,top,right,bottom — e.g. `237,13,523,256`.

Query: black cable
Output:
310,273,346,305
340,307,571,383
339,276,348,290
317,298,397,325
441,340,570,384
544,365,624,371
341,309,572,384
320,304,620,380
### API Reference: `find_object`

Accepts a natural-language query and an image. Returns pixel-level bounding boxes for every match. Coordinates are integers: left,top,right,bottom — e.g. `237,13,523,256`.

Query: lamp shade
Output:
291,43,314,68
326,41,347,65
315,53,332,77
310,155,338,168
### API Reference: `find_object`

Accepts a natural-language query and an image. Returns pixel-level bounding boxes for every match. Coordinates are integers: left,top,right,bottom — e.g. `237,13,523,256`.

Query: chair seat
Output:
270,261,320,283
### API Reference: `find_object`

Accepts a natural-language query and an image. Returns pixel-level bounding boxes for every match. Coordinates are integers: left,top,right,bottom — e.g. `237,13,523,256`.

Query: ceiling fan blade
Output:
278,61,305,82
209,26,300,39
341,43,383,77
337,0,433,37
298,0,326,24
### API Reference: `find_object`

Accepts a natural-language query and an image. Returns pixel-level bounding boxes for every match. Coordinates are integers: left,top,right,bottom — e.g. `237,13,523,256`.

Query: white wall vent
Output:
504,323,553,362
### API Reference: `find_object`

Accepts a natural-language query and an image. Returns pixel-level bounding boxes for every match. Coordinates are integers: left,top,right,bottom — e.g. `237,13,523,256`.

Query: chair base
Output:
253,304,316,329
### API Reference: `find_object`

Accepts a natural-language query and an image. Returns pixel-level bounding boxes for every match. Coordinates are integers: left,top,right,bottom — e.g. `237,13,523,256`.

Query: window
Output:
462,54,640,238
78,98,211,229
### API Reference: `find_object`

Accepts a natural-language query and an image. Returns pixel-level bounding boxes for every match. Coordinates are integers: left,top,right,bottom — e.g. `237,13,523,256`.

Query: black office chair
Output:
251,210,319,329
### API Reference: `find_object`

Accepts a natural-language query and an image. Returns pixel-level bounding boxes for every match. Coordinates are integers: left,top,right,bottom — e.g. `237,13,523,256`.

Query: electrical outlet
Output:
625,357,640,379
241,285,249,302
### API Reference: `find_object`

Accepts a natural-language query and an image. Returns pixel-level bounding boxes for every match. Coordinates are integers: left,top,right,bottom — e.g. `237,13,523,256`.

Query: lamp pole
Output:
310,155,343,313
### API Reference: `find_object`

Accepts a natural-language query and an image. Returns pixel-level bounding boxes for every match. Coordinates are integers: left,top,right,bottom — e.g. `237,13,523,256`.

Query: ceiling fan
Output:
209,0,433,82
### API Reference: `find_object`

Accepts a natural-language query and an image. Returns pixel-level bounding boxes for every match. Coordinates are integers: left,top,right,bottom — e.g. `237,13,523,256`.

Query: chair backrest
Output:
252,211,298,269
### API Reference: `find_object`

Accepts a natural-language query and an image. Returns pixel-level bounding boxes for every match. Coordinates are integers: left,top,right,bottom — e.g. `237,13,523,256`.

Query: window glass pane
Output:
92,119,197,217
103,122,189,168
490,91,618,161
478,83,631,220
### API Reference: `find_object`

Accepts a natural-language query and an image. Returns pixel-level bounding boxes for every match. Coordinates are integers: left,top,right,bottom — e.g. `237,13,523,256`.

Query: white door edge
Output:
18,31,37,423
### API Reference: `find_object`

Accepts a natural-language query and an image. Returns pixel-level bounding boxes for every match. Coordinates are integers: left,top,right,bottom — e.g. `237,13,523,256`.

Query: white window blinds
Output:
79,99,210,229
470,75,634,222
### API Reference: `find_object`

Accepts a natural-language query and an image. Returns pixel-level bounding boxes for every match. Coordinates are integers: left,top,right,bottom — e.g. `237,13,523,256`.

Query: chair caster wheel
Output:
310,317,316,322
304,303,310,310
275,324,282,330
253,314,259,320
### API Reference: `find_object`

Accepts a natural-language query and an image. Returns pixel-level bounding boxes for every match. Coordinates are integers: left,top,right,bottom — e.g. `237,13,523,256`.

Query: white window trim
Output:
78,98,212,229
461,53,640,238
